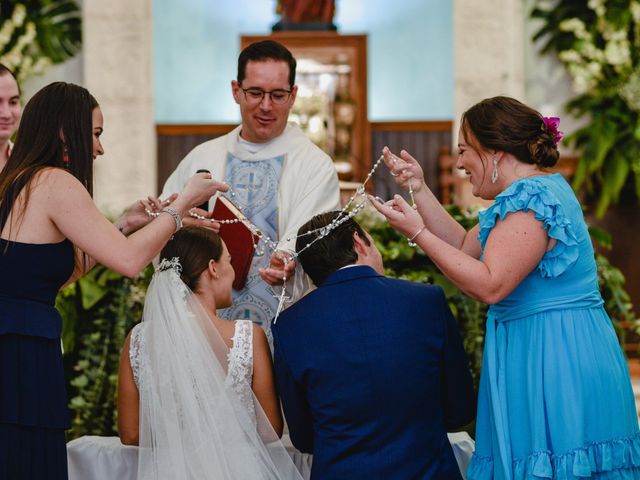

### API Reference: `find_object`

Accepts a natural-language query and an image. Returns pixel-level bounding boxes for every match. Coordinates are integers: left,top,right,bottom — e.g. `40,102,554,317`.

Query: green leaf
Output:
571,156,589,192
587,118,618,174
595,184,612,219
4,0,83,62
57,295,78,354
606,152,631,203
71,375,88,388
588,226,612,249
595,152,630,217
37,1,82,62
103,269,123,282
76,359,89,370
78,277,109,310
430,272,459,297
70,396,86,408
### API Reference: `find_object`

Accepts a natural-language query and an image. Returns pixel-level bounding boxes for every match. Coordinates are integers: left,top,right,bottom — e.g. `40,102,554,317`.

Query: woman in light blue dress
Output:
370,96,640,479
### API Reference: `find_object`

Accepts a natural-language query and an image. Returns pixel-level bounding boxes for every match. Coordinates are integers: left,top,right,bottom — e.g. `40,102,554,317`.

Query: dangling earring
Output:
62,144,70,167
491,156,499,183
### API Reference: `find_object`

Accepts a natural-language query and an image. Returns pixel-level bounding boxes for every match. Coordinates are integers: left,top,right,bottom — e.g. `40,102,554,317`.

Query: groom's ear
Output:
352,232,368,258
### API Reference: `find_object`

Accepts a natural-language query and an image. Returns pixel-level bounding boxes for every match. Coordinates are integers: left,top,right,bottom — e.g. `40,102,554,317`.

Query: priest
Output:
162,40,340,345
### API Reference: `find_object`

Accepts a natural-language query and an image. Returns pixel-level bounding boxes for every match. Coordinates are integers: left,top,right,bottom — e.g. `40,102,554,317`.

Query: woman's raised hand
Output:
180,172,228,211
368,194,427,240
383,146,425,193
116,194,178,235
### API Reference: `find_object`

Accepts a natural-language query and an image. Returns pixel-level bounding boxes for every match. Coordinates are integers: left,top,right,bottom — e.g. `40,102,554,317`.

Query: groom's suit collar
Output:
320,265,382,288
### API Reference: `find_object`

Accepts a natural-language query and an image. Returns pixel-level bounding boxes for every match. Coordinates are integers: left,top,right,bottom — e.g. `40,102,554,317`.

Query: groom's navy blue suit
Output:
273,265,475,479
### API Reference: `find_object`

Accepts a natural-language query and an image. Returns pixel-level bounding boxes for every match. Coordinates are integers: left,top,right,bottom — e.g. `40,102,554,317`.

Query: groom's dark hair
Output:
296,211,371,287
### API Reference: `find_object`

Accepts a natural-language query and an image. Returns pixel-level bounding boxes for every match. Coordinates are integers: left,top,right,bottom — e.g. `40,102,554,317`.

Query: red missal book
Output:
212,196,259,291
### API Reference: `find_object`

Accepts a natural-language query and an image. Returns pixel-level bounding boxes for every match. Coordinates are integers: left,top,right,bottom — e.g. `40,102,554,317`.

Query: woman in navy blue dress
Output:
0,82,224,479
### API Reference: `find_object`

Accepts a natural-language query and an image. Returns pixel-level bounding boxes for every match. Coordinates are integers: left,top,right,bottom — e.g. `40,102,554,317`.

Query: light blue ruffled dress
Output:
467,174,640,480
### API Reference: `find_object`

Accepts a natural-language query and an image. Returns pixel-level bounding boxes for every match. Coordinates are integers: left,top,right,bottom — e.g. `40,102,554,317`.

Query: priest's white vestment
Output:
162,123,340,342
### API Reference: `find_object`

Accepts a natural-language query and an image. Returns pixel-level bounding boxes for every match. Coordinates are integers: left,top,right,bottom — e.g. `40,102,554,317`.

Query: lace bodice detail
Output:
225,320,255,422
129,320,255,420
129,323,146,390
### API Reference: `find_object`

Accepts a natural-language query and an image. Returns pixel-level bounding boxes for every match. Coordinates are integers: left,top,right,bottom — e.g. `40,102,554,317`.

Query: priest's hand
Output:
182,208,222,233
259,251,296,286
182,179,229,232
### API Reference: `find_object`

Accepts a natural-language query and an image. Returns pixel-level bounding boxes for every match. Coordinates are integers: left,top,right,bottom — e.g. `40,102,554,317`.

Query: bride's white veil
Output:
136,258,302,479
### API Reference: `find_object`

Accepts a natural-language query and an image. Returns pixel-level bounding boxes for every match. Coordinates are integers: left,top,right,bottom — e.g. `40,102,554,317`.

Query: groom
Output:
272,212,476,479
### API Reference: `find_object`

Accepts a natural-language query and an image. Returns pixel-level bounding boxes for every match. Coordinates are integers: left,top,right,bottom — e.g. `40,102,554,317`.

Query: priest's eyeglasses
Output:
241,87,292,105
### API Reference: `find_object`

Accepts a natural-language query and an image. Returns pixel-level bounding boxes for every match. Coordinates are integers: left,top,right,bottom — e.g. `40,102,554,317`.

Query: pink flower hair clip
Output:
542,116,564,145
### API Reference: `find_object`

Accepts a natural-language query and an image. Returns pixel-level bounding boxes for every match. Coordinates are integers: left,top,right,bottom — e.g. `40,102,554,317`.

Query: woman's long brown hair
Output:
0,82,98,270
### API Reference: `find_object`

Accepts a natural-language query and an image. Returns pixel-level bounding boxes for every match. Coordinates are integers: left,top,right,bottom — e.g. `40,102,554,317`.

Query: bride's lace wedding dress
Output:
67,264,303,480
129,319,257,426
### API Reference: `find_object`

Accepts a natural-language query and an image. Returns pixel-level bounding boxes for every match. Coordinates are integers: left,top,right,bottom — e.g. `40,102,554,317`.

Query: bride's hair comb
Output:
158,257,182,274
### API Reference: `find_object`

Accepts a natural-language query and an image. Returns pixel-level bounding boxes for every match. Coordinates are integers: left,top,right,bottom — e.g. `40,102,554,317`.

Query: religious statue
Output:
273,0,336,31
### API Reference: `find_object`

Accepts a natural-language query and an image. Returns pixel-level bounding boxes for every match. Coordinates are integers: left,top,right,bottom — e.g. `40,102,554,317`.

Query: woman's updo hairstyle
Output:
461,96,560,168
160,227,223,292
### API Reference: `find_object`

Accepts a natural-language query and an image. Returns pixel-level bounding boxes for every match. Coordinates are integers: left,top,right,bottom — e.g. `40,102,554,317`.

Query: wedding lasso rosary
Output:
146,150,418,320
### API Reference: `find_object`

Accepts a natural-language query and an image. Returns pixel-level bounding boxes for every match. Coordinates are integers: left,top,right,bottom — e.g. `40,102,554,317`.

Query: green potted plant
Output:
0,0,81,81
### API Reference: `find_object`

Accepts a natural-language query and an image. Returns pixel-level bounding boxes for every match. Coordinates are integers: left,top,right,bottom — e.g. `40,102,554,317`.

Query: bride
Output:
111,226,302,479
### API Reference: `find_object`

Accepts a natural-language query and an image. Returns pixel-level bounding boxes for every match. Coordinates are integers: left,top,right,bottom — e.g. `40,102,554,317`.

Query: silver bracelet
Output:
407,225,426,248
161,207,182,232
409,225,427,242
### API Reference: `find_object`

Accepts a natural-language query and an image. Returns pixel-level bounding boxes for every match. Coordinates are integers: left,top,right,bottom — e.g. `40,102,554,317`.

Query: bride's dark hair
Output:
160,227,223,292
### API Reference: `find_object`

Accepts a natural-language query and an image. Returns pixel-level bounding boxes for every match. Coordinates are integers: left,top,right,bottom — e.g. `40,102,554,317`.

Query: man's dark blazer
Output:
272,265,475,479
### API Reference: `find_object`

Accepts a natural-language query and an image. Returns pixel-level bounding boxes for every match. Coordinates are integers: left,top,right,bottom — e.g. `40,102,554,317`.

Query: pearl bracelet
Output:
161,207,182,232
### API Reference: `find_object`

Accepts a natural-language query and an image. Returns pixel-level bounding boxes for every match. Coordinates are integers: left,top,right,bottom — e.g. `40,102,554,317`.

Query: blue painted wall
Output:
153,0,453,123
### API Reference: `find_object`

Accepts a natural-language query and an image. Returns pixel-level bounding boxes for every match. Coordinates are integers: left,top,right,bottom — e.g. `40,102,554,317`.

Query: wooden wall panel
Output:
156,125,235,193
157,122,454,200
370,121,452,201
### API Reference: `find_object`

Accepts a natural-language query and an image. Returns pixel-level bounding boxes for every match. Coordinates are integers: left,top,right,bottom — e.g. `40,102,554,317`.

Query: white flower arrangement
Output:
620,67,640,111
0,4,24,48
588,0,606,17
555,1,640,95
559,18,590,40
534,0,640,216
